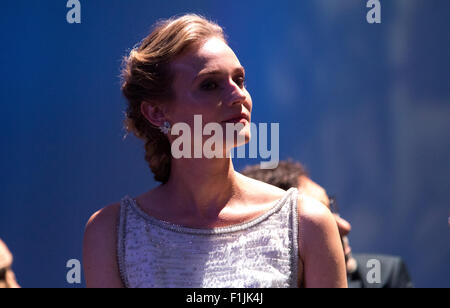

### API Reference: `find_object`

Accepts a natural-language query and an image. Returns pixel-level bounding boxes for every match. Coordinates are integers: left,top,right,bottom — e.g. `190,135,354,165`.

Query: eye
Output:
235,76,246,88
200,80,218,91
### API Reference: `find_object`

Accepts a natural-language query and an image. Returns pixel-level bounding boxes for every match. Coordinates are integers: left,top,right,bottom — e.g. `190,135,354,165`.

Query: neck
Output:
163,157,242,220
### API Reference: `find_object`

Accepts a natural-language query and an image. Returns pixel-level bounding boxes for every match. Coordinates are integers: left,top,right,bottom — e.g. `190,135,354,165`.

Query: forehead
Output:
171,37,241,78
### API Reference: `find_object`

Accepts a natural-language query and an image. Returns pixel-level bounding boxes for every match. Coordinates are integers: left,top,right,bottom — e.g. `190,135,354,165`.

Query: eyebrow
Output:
194,66,245,81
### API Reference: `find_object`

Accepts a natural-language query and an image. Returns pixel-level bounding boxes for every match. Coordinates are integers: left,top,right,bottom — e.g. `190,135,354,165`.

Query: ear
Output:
140,101,168,128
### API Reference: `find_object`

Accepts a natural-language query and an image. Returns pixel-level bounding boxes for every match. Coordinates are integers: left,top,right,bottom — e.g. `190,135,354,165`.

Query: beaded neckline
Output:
124,187,297,235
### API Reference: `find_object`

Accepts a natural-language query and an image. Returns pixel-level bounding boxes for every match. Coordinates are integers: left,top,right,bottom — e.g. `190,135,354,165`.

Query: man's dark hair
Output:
242,159,308,190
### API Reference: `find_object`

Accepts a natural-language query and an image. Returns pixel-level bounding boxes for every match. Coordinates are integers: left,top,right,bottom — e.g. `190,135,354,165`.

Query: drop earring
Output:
159,121,171,135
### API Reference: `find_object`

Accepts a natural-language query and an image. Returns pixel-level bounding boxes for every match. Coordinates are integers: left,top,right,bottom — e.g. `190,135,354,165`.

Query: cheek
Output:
183,95,223,121
245,91,253,114
169,97,221,126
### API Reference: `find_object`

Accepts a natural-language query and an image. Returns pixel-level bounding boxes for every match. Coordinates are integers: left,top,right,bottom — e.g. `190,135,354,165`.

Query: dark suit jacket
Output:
347,254,413,288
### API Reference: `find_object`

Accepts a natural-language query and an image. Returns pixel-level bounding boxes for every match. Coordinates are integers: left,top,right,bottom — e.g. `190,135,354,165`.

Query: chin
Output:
238,130,251,147
232,127,251,147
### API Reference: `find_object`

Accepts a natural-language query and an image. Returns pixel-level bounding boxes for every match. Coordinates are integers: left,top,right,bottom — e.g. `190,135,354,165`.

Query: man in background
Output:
0,239,20,288
242,160,413,288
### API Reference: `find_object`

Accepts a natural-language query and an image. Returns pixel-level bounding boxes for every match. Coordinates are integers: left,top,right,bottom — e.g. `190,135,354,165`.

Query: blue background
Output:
0,0,449,288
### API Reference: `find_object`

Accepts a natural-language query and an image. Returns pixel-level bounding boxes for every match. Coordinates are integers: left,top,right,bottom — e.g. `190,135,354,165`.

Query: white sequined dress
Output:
117,187,300,288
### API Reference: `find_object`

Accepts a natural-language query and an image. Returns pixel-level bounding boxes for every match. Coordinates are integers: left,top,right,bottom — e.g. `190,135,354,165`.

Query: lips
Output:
222,113,250,124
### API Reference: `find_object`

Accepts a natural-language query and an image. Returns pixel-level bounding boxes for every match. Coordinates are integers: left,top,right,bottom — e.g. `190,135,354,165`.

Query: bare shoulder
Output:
296,193,340,262
296,194,347,287
297,193,334,225
84,202,121,240
296,194,339,248
83,201,123,288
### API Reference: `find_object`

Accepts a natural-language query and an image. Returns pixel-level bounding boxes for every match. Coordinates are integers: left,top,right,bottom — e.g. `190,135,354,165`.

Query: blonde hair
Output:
121,14,227,183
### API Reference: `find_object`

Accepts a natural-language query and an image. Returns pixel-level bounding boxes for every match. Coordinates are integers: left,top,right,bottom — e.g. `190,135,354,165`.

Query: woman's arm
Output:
83,203,124,288
298,195,348,288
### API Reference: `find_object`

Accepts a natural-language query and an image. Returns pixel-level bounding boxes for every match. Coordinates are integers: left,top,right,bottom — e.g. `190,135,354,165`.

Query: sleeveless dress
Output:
117,187,300,288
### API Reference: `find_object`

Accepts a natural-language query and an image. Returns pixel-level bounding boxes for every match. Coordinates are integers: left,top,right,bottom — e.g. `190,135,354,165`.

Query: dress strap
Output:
289,187,300,288
117,196,132,288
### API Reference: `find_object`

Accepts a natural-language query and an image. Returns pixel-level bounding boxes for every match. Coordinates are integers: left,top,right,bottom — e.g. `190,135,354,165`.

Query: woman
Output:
83,13,346,288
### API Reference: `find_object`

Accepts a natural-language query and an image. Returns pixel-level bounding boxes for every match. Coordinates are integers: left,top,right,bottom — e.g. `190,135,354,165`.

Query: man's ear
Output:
140,101,168,127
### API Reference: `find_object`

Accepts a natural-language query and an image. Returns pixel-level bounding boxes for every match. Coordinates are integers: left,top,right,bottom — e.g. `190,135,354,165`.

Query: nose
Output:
225,79,247,106
334,215,352,237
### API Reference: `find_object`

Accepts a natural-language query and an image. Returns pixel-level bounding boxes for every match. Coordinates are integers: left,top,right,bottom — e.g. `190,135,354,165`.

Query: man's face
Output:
0,240,20,288
297,176,353,262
